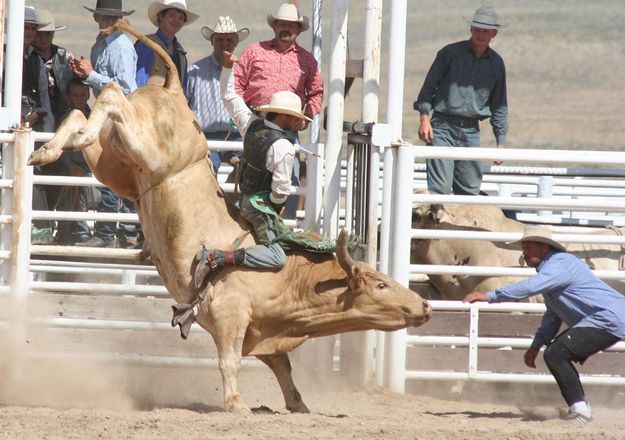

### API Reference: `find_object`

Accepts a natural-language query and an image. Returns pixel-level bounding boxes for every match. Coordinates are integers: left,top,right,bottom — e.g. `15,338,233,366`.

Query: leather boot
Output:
194,246,245,288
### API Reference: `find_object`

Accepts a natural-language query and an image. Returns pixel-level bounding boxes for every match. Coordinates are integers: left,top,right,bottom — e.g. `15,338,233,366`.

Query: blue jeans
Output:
426,117,482,195
238,194,286,269
90,174,141,244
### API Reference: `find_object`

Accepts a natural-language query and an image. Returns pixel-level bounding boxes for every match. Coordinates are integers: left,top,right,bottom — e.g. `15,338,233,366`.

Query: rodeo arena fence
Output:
2,0,625,403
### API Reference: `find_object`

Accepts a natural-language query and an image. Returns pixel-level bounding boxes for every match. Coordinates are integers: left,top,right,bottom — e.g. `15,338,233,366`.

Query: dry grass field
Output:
35,0,625,151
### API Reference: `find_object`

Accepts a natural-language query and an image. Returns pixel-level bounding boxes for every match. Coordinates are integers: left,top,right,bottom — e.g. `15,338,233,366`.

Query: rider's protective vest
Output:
239,118,290,195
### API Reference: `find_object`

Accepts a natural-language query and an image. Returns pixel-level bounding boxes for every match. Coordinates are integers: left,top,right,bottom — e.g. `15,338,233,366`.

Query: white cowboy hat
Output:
509,226,566,252
36,9,68,32
83,0,135,17
257,91,312,121
24,6,50,28
201,16,249,42
267,3,309,32
466,5,503,30
148,0,199,27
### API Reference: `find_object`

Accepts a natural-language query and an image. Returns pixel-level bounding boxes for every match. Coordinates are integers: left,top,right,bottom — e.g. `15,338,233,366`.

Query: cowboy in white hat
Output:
32,9,75,125
193,51,311,287
135,1,199,88
464,225,625,425
234,2,323,219
187,16,249,173
414,4,508,197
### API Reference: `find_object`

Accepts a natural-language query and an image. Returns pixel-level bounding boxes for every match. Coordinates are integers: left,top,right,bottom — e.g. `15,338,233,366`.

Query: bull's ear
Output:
348,265,365,293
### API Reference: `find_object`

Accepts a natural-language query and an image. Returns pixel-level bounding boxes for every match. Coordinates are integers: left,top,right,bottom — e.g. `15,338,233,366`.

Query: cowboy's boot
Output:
194,246,245,288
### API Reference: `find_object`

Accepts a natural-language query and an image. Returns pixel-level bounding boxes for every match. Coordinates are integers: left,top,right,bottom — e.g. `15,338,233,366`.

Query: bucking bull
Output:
412,202,625,300
27,21,431,413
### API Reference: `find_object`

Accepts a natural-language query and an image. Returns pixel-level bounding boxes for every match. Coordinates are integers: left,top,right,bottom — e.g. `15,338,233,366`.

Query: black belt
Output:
432,112,479,128
203,131,231,140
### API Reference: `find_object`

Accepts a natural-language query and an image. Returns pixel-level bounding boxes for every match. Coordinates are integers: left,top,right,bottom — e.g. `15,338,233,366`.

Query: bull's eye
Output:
377,282,389,290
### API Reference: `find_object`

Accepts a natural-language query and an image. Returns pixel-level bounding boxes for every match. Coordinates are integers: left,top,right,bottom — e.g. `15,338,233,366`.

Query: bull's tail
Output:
104,19,182,94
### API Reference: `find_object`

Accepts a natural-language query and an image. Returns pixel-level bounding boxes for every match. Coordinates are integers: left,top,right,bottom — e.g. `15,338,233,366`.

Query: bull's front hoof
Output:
27,144,56,166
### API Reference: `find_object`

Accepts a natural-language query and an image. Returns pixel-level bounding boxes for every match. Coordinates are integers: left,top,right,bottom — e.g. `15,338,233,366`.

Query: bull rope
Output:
133,156,209,204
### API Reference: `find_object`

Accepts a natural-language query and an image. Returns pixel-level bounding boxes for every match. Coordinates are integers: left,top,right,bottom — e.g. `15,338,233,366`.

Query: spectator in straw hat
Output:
32,8,74,127
135,0,199,89
235,2,323,219
71,0,140,248
187,15,249,173
414,5,508,196
464,226,625,425
193,51,312,287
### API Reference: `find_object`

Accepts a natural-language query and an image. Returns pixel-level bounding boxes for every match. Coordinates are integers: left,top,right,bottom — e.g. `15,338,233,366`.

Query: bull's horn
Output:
336,229,354,278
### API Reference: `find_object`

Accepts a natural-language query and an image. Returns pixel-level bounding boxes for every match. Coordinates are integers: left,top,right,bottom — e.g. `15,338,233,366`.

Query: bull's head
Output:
335,230,431,330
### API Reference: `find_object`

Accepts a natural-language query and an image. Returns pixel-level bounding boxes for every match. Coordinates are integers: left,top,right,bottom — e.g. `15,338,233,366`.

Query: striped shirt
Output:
186,54,236,134
486,251,625,349
234,40,323,119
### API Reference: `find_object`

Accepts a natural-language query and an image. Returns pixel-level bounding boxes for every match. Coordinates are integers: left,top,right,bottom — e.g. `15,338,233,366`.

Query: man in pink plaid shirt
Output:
234,2,323,130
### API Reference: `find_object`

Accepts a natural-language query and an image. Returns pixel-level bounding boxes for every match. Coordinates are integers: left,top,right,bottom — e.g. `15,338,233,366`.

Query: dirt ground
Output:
1,355,624,440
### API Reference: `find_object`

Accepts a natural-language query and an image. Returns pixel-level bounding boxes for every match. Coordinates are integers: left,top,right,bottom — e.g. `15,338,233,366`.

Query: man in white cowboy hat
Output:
71,0,140,249
187,15,249,173
235,2,323,219
193,51,312,286
135,0,199,89
32,9,74,127
414,5,508,196
464,226,625,425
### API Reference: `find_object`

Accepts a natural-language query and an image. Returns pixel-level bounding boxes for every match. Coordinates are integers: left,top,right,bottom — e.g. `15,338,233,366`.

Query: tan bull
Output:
412,202,625,300
27,21,431,413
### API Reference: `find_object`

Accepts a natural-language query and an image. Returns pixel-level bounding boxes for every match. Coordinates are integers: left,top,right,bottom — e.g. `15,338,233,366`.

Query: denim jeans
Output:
89,173,141,244
238,194,286,269
426,117,482,195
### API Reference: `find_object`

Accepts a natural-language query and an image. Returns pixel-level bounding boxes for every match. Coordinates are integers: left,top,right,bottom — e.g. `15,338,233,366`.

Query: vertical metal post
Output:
537,175,554,217
382,0,409,393
309,0,322,145
341,0,382,385
8,128,35,382
3,0,25,129
322,0,347,237
468,304,480,378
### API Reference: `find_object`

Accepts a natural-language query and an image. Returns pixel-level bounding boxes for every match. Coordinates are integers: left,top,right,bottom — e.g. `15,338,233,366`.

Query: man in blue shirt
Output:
464,226,625,424
70,0,140,248
414,5,508,195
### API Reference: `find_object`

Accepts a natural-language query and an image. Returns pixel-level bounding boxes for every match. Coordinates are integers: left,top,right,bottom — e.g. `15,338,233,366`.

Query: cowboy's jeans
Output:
426,117,482,195
238,194,286,269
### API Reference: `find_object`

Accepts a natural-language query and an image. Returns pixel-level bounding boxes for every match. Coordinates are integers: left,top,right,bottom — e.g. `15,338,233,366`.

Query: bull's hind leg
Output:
256,353,309,413
27,110,88,166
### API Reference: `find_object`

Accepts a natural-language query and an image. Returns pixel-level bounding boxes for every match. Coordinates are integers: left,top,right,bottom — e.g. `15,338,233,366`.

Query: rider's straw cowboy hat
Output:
201,16,249,42
36,9,68,32
509,226,567,252
257,91,312,122
267,3,309,32
148,0,199,27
